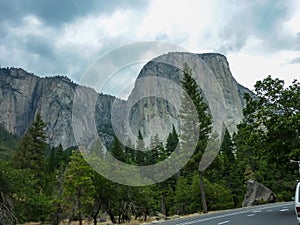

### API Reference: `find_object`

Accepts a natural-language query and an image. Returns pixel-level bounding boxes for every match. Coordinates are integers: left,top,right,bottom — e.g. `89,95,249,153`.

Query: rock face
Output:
242,180,276,207
0,52,253,149
0,67,117,149
126,52,253,143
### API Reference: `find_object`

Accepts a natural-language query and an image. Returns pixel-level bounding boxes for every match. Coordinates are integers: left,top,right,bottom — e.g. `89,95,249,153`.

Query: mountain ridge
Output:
0,52,253,149
125,52,253,143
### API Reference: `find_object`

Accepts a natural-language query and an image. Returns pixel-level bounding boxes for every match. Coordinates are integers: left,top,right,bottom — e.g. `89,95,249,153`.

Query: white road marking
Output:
247,214,255,217
218,221,229,225
280,209,289,212
172,202,292,225
253,210,261,213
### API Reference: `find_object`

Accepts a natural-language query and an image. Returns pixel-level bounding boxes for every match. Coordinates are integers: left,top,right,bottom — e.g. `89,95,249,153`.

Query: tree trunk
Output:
79,213,83,225
108,208,116,224
161,192,167,216
93,194,102,225
52,204,62,225
78,188,83,225
198,170,208,214
93,214,97,225
118,213,121,224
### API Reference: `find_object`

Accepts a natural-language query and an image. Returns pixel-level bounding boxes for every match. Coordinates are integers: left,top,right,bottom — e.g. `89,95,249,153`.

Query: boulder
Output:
97,217,106,223
155,212,167,221
242,179,276,207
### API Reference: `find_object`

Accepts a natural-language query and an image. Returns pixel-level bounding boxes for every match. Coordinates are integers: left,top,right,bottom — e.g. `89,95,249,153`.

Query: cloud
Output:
0,2,149,80
0,0,147,27
215,0,298,53
289,57,300,64
0,0,300,91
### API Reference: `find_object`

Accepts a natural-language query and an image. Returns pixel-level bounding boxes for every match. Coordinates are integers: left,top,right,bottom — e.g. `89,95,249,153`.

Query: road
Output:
159,202,298,225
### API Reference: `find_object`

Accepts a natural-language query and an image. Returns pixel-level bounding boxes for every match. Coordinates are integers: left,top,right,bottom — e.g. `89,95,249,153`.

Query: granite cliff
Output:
0,52,253,149
125,52,252,144
0,67,117,149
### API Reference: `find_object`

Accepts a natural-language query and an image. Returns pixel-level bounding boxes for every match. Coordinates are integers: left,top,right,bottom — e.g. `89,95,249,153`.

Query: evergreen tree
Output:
124,138,135,164
14,113,47,171
148,134,162,164
63,150,96,225
219,129,241,207
165,125,179,156
0,125,19,160
174,176,192,215
179,63,212,213
220,129,235,167
235,76,300,201
111,136,125,162
135,130,145,165
46,144,65,172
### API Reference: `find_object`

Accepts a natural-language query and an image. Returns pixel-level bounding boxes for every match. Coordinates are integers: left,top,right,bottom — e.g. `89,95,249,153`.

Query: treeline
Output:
0,115,238,225
1,69,300,225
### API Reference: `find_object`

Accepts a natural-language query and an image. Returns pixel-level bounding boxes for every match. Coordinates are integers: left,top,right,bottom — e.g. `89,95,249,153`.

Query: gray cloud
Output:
218,0,298,53
0,0,299,91
0,0,150,80
0,0,148,27
24,35,57,60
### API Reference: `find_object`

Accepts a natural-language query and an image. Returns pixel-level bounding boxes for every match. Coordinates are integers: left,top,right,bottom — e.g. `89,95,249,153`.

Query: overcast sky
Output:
1,0,300,95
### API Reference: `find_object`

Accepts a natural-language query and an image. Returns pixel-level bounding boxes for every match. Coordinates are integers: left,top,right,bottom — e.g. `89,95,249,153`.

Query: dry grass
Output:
19,218,155,225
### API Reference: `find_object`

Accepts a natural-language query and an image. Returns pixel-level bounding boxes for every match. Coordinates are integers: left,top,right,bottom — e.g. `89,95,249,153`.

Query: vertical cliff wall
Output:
0,52,253,149
125,52,252,143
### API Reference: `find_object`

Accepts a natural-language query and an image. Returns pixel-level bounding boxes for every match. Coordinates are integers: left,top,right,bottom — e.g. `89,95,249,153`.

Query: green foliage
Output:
179,63,212,214
234,76,300,202
166,125,179,156
173,172,234,214
119,131,169,166
3,74,300,223
63,151,96,223
135,130,146,165
174,176,193,215
13,113,47,171
204,178,234,210
180,63,212,174
111,136,126,162
0,125,18,160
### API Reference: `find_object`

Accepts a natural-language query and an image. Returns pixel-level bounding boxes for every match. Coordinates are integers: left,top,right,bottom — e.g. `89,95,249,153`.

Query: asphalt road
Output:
159,202,298,225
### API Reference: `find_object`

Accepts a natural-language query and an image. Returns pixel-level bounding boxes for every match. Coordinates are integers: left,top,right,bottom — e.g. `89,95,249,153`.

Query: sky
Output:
1,0,300,97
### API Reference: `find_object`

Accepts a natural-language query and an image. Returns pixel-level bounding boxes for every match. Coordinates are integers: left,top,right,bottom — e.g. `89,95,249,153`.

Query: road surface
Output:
159,202,297,225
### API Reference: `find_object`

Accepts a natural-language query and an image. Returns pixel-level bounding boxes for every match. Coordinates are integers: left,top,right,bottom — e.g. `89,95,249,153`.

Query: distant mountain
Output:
0,67,117,149
0,53,253,149
124,52,253,144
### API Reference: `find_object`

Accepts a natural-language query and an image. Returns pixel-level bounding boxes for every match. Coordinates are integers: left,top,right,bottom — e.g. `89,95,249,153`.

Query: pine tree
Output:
63,150,96,225
135,130,145,165
174,176,192,215
14,113,47,171
165,125,179,157
111,136,125,162
219,128,241,207
220,129,235,166
148,134,162,164
179,63,212,214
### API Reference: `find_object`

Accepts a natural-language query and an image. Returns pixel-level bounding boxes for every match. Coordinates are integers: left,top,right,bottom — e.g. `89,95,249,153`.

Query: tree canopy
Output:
1,75,300,224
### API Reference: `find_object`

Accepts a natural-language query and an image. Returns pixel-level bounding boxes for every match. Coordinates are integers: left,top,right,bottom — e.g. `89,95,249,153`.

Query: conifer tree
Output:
111,136,125,162
63,151,95,225
14,113,47,172
165,125,179,157
179,63,211,213
135,130,145,165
